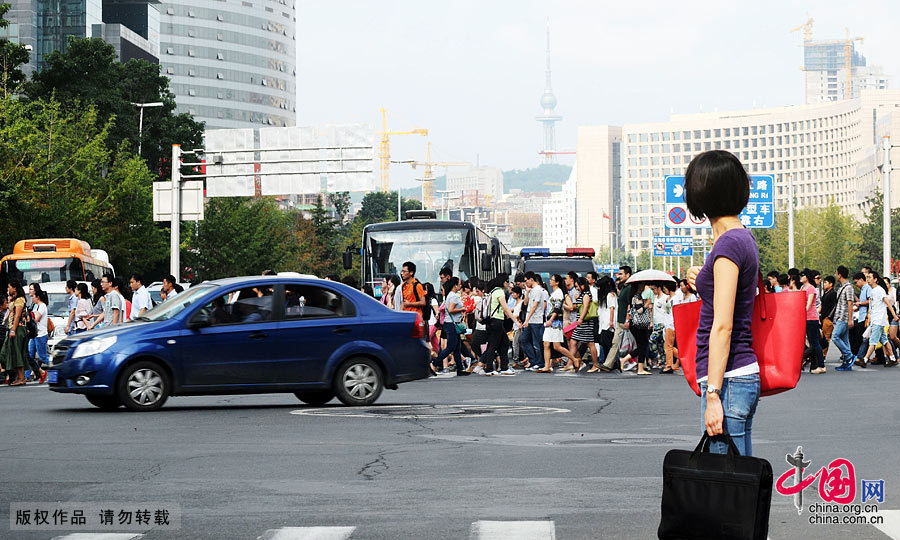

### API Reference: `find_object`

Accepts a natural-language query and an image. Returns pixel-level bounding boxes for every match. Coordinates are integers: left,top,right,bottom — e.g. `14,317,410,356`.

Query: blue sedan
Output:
47,276,431,411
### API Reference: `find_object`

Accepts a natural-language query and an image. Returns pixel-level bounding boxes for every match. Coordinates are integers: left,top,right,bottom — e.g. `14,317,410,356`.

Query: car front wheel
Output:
294,390,335,406
117,361,170,412
86,395,122,410
333,358,383,406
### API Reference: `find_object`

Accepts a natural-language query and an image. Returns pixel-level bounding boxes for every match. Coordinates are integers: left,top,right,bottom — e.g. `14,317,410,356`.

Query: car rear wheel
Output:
116,361,170,412
85,395,122,410
293,390,335,406
333,358,383,406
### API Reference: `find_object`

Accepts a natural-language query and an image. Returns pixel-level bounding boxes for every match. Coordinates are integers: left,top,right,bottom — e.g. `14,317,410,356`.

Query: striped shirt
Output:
833,282,856,323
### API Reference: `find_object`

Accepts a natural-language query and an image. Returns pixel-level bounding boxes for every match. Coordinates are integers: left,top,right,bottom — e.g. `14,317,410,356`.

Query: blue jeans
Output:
27,334,49,372
435,322,465,370
699,374,760,456
831,320,852,364
522,323,545,368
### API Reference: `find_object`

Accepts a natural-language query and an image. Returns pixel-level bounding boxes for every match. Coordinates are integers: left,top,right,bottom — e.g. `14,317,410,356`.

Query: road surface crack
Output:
358,450,389,480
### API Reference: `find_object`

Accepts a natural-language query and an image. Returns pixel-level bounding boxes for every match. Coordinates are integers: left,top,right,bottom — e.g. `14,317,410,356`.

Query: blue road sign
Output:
664,175,775,229
653,236,694,257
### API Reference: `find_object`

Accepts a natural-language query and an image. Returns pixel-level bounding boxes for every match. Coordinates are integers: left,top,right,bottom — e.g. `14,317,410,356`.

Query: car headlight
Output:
72,336,118,359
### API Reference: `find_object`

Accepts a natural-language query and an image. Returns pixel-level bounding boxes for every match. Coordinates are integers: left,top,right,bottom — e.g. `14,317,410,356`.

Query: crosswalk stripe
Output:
257,527,356,540
469,520,556,540
50,534,143,540
871,509,900,540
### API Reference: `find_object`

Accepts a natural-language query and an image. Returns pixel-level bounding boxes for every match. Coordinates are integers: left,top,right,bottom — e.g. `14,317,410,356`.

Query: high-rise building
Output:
2,0,160,78
575,89,900,255
158,0,296,129
535,18,561,164
803,39,889,103
542,165,576,250
446,166,503,206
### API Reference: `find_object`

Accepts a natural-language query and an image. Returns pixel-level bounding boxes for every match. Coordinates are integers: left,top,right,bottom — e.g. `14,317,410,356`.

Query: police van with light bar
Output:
514,247,596,282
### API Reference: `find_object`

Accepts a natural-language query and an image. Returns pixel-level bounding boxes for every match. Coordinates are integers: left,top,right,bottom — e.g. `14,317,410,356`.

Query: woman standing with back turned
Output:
686,150,760,456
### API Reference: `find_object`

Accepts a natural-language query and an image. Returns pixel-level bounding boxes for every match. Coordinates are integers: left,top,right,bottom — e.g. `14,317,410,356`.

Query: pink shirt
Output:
804,284,819,321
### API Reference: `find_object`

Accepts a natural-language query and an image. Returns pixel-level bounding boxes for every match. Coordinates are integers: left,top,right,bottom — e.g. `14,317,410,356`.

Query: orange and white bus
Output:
0,238,115,289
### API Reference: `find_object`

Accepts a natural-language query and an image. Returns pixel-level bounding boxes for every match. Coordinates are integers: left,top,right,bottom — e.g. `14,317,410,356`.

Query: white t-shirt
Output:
597,292,617,331
428,298,439,326
33,303,49,337
527,286,547,325
653,293,667,327
659,294,675,331
129,286,152,321
869,286,889,326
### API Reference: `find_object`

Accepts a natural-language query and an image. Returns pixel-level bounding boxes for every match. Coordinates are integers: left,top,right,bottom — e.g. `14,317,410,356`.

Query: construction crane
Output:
844,28,864,100
790,17,814,42
404,142,470,209
379,108,427,192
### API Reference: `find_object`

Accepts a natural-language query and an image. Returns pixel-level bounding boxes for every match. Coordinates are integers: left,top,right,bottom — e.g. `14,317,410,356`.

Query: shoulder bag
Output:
629,298,652,330
659,432,772,540
673,274,805,397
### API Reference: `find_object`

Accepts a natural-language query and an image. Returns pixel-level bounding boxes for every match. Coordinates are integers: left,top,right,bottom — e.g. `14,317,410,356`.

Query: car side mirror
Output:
187,311,212,330
481,253,493,272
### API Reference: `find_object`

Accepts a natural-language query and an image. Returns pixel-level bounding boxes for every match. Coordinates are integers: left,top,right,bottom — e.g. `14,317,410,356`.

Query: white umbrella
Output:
626,269,676,284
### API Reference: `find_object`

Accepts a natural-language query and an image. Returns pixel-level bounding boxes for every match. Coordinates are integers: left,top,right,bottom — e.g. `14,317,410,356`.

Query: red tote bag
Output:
673,276,806,397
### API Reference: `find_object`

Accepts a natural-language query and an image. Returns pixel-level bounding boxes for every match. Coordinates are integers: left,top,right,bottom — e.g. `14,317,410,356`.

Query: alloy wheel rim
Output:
127,368,164,405
343,364,377,399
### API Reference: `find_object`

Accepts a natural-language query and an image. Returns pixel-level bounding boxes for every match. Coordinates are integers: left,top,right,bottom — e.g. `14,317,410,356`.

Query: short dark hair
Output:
587,271,599,281
439,266,453,277
777,274,789,286
524,271,538,281
801,269,817,284
511,285,523,296
788,268,799,276
130,273,143,285
824,276,836,286
163,274,177,285
620,265,633,276
403,261,416,275
853,272,865,282
684,150,750,219
766,270,779,279
66,279,77,291
514,272,526,283
389,274,401,287
567,271,578,283
442,277,459,296
837,265,849,279
862,265,873,274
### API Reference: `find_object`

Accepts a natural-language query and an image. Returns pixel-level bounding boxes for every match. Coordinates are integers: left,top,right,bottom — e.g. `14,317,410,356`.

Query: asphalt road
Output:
1,351,899,540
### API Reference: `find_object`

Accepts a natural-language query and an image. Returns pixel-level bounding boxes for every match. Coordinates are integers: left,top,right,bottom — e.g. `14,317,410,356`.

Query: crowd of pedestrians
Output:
416,260,900,380
0,273,161,386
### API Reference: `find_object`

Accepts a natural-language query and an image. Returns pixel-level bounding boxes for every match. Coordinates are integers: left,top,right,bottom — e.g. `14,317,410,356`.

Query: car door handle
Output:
332,327,352,335
249,332,268,339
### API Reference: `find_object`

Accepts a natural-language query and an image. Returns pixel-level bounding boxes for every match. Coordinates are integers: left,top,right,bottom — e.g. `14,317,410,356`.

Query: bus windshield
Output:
2,258,83,284
367,228,471,288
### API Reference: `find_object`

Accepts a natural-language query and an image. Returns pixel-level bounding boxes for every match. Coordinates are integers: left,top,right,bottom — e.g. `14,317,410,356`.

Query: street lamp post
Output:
131,102,164,157
883,136,893,276
787,174,795,269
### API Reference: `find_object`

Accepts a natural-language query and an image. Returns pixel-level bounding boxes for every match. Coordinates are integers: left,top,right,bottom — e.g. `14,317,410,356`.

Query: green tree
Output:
0,95,167,275
356,191,421,224
0,4,28,95
26,37,204,179
855,190,900,271
182,197,294,281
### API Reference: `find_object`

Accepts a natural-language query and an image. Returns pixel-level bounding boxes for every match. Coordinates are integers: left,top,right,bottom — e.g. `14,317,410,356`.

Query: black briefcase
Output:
658,432,772,540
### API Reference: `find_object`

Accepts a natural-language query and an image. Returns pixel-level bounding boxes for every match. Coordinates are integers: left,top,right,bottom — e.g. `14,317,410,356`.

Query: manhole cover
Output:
291,404,570,419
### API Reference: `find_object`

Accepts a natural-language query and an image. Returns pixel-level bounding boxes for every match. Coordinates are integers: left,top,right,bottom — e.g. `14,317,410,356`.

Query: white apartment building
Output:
446,167,503,206
542,165,577,250
575,89,900,255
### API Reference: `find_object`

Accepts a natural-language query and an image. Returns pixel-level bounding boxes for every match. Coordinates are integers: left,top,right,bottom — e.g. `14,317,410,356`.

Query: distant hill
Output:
398,163,572,199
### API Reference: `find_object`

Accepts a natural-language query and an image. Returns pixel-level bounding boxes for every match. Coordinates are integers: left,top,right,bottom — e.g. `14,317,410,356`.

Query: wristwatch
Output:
706,385,722,398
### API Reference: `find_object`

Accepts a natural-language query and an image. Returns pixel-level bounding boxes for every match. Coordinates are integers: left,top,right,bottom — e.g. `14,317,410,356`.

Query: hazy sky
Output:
296,1,900,190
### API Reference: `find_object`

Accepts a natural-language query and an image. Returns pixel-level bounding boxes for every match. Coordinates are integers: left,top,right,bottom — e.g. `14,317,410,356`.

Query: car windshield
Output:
46,292,71,317
367,228,470,290
139,284,219,321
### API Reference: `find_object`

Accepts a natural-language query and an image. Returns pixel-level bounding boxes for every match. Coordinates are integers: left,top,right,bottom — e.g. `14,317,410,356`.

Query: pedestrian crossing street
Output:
45,511,900,539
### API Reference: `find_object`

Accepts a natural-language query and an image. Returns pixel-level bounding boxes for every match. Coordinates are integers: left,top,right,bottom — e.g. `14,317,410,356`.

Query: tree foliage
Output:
26,38,204,180
0,95,167,275
0,4,29,95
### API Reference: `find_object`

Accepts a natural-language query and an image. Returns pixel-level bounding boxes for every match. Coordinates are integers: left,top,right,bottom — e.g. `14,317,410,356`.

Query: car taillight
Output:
410,313,425,339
